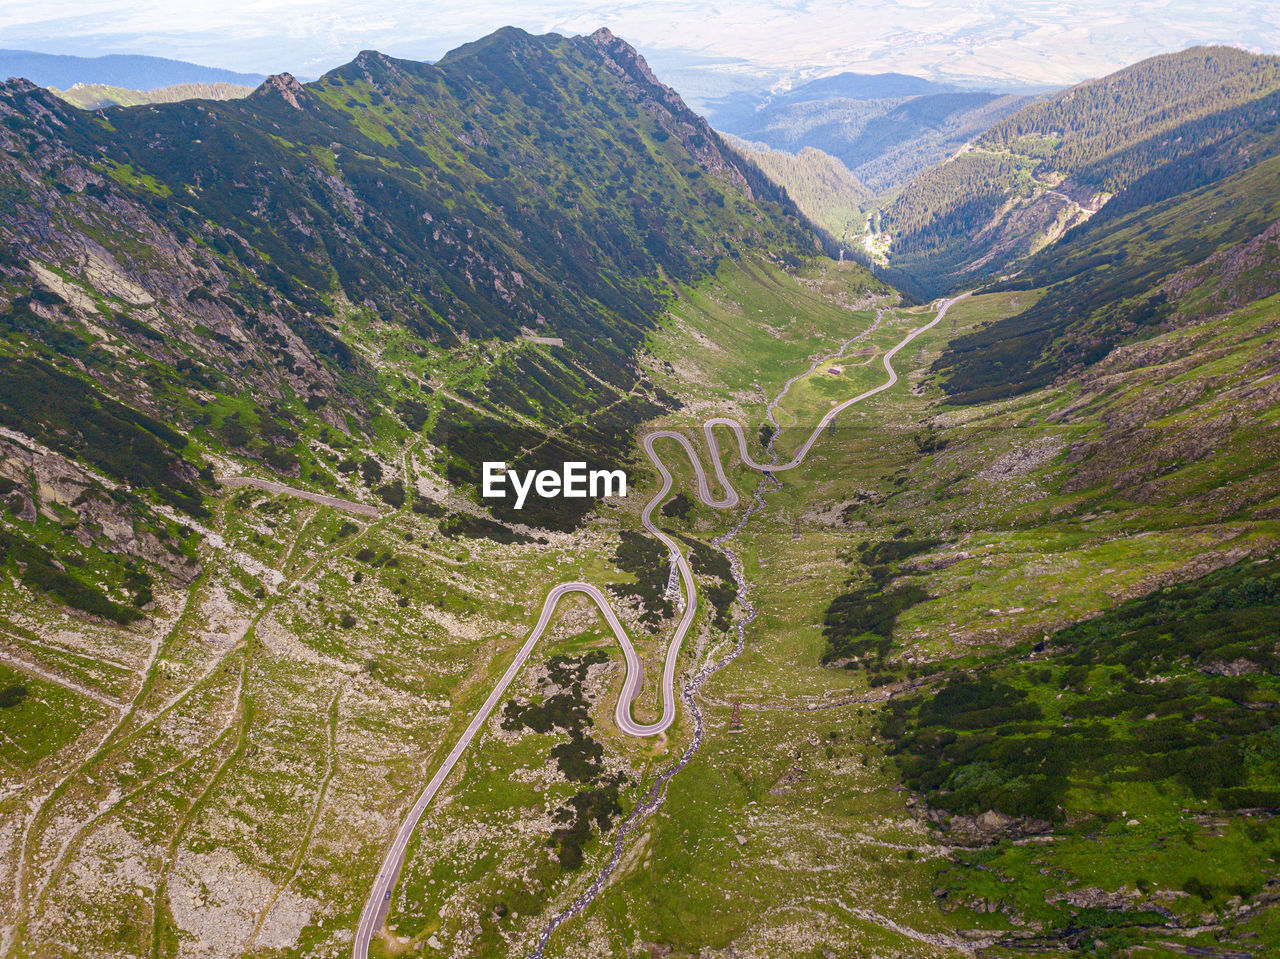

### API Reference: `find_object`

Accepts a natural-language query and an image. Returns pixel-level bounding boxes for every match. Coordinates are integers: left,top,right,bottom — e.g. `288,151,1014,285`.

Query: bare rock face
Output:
1046,886,1134,911
0,436,201,583
963,187,1099,274
1,77,38,94
0,85,349,411
255,72,306,109
351,49,396,86
1164,217,1280,316
1201,657,1261,676
941,808,1053,843
587,28,667,93
166,848,317,954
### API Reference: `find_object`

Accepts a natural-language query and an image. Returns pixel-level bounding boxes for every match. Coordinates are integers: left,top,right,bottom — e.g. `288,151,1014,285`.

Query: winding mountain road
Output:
351,294,968,959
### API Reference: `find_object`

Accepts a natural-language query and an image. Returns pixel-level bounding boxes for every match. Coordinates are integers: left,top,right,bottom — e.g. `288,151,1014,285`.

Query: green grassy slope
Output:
724,137,870,242
822,282,1280,955
882,554,1280,954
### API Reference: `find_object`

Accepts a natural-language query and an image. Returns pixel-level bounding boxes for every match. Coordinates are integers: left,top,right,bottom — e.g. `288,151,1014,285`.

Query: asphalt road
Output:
351,295,968,958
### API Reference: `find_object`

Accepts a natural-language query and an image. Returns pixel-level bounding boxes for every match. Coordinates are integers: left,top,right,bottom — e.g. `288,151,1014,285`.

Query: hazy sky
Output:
4,0,1280,89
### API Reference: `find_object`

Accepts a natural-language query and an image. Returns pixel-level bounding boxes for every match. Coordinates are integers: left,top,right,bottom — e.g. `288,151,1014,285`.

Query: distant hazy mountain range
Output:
0,49,264,90
50,81,255,110
712,71,1032,194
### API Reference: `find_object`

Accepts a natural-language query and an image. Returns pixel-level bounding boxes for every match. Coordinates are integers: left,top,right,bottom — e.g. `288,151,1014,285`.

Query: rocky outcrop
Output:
1164,217,1280,317
933,807,1053,843
0,435,200,583
253,72,306,109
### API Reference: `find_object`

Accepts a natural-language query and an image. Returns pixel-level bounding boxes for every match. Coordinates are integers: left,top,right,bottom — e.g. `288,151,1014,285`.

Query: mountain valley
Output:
0,24,1278,959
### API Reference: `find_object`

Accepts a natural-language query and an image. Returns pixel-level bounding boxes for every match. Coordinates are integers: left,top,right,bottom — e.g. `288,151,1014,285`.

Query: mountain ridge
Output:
0,25,826,563
877,44,1280,297
931,104,1280,403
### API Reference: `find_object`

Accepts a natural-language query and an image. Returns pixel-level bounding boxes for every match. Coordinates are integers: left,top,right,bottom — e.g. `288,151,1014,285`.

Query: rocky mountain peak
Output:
353,50,391,71
255,72,305,108
582,26,755,200
585,26,666,94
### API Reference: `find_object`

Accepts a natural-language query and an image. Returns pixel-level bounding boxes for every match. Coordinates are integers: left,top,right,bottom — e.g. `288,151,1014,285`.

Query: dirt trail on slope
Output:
216,476,379,517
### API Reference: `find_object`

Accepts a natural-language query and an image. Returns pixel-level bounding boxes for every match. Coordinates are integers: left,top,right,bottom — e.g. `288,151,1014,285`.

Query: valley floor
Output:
3,259,1279,959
